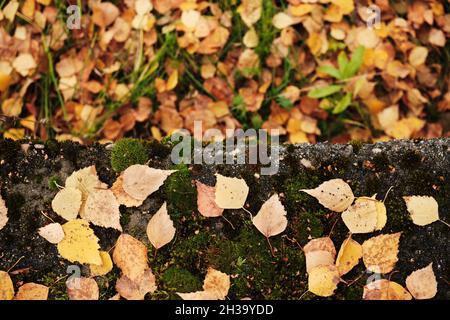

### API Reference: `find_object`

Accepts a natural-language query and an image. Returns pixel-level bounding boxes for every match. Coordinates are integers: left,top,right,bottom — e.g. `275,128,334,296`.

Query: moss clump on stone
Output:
111,138,148,173
161,267,202,293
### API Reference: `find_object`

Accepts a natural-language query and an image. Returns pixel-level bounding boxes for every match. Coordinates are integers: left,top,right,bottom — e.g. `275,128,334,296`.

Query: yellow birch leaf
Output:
90,251,113,277
363,279,412,300
304,237,336,273
362,233,401,273
301,179,354,212
214,174,249,209
166,70,178,91
57,219,102,265
3,128,25,141
177,268,230,300
0,271,14,300
403,196,439,226
308,265,340,297
83,189,122,231
51,187,82,221
113,234,148,282
66,277,99,300
14,283,48,300
336,236,362,275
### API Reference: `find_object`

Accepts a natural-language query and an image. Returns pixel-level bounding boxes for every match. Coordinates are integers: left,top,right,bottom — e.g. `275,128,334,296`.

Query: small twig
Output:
439,220,450,228
7,256,25,273
266,237,275,257
382,186,394,203
40,211,55,223
222,216,235,230
241,207,254,220
328,214,340,238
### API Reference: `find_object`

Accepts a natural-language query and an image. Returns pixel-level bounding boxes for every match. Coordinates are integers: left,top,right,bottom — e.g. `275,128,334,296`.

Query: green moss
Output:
48,176,63,191
291,212,324,245
341,284,364,300
39,272,68,300
283,173,322,213
119,210,131,226
160,267,202,293
97,269,121,300
384,197,412,232
349,140,364,153
44,139,60,158
111,138,148,173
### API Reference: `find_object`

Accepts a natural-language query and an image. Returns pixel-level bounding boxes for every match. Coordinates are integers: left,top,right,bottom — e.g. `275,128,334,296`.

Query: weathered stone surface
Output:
0,138,448,299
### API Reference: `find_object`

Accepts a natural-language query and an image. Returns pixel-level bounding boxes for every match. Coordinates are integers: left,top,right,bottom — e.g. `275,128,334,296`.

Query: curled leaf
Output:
90,251,113,277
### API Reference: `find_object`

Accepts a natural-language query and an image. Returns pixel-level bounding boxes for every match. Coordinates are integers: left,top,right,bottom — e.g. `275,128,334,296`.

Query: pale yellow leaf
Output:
177,268,230,300
308,265,340,297
66,277,99,300
301,179,354,212
237,0,262,27
83,189,122,231
90,251,113,277
0,271,14,300
405,263,437,299
362,233,401,274
214,174,249,209
2,0,19,22
0,194,8,231
51,187,82,221
57,219,102,265
65,166,107,202
363,279,412,300
336,236,362,276
146,202,176,250
252,194,288,237
166,70,178,91
181,10,200,29
14,283,49,300
408,46,428,67
403,196,439,226
272,12,298,29
243,27,259,48
12,53,37,77
38,223,65,244
122,165,177,201
304,237,336,273
113,234,148,282
342,196,386,233
196,181,224,218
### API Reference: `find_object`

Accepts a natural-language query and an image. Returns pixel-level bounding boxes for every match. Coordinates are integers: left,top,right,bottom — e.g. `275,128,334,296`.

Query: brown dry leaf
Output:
111,175,144,208
116,269,157,300
0,271,14,300
92,2,119,28
362,233,401,273
195,181,224,218
90,251,113,277
336,236,362,276
308,265,340,297
197,26,230,55
51,187,82,221
12,53,37,77
214,174,249,209
252,194,288,238
429,28,445,47
66,277,99,300
301,179,354,212
178,268,230,300
405,263,437,300
122,165,177,201
146,202,176,250
14,283,49,300
304,237,336,273
341,196,386,233
38,223,65,244
57,219,102,265
363,279,412,300
386,60,410,78
403,196,440,226
0,194,8,231
113,234,148,282
83,189,122,231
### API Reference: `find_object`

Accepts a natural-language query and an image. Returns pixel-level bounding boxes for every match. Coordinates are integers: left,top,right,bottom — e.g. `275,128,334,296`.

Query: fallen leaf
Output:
14,283,49,300
304,237,336,273
177,268,230,300
336,236,362,276
409,46,428,67
66,277,99,300
12,53,37,77
116,269,157,300
341,196,386,233
83,189,122,231
92,2,119,28
57,219,102,265
65,166,107,202
429,28,445,47
0,194,8,231
113,234,148,282
38,223,65,244
196,181,224,218
146,202,176,250
405,263,437,299
2,1,19,22
272,12,298,29
308,265,340,297
51,187,82,221
403,196,439,226
301,179,354,212
0,271,14,300
237,0,262,27
252,194,288,237
111,175,144,207
122,165,177,201
214,174,249,209
363,279,412,300
90,251,113,277
362,233,401,273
